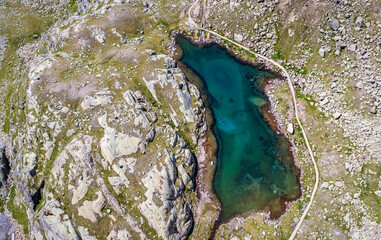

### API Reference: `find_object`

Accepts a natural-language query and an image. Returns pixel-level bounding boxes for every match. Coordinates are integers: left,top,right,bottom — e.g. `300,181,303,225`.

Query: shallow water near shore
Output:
177,36,301,220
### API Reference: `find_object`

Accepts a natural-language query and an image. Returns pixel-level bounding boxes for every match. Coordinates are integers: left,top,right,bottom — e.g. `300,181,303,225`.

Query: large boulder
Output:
330,19,340,31
0,214,14,240
234,33,244,43
355,16,364,28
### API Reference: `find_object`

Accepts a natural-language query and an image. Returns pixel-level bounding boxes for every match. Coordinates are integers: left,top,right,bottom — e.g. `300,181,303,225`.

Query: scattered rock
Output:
164,56,177,68
355,16,364,28
146,49,156,55
333,112,342,119
337,40,346,49
288,29,295,37
335,180,344,187
370,106,377,114
92,28,106,43
330,19,340,31
319,47,326,58
287,123,294,134
348,44,357,52
355,81,363,89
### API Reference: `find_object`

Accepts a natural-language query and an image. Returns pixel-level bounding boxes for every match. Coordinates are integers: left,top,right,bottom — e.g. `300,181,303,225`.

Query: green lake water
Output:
177,37,301,220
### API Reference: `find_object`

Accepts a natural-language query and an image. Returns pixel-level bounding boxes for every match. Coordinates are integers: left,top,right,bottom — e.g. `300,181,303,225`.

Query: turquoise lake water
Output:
177,37,301,220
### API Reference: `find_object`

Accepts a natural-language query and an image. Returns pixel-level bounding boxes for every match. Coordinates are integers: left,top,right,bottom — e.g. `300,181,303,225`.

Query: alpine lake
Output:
176,36,301,221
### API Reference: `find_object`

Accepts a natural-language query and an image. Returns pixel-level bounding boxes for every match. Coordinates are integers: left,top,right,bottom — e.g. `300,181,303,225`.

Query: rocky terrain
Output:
0,0,207,239
192,0,381,239
0,0,380,239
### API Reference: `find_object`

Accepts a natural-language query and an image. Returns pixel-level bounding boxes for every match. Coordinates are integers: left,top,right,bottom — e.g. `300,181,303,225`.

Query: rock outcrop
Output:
0,145,10,198
0,1,204,239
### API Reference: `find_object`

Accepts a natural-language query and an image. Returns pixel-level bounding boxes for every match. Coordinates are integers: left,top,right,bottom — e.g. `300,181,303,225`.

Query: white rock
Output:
100,127,141,164
348,44,357,52
61,107,70,114
38,197,81,240
77,226,97,240
288,29,295,37
333,112,341,119
71,179,91,205
81,95,111,110
78,191,105,222
335,181,344,187
234,33,244,43
320,98,329,106
355,81,363,89
318,47,325,58
321,182,329,189
93,28,106,43
117,230,131,239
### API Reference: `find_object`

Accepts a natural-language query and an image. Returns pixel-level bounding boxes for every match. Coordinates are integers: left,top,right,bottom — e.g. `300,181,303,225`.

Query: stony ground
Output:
0,0,380,240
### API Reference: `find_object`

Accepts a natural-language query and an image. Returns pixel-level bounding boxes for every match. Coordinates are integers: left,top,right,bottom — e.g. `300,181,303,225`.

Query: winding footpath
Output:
187,1,320,239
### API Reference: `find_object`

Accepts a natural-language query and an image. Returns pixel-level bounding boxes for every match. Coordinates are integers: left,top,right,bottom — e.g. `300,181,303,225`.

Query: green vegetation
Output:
177,128,197,152
287,64,308,76
0,198,5,212
7,186,29,235
272,49,285,61
68,0,76,8
66,0,78,13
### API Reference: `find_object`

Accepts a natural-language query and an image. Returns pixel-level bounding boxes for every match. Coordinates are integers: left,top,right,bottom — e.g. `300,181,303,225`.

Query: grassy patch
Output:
7,186,29,235
272,49,285,61
358,164,381,222
287,64,308,76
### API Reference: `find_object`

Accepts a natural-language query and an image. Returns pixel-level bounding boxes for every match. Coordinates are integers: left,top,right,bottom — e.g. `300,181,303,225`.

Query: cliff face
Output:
0,1,206,239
